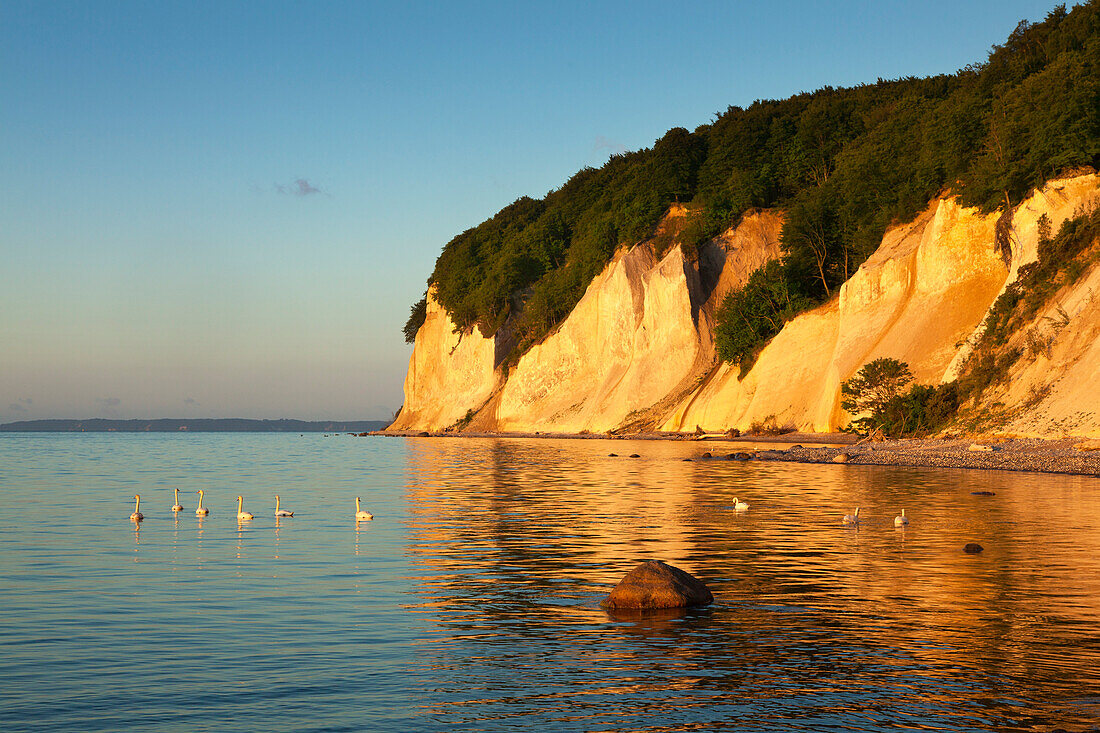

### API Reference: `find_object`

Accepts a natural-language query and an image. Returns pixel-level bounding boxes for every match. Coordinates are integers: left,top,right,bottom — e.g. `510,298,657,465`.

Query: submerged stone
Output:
964,543,985,554
601,560,713,610
971,491,996,496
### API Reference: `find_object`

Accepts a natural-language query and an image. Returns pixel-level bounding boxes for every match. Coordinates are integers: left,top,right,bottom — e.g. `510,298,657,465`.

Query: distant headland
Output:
0,419,389,432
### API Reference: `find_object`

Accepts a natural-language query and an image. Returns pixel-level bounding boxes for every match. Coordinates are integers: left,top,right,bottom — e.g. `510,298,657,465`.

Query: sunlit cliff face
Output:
393,174,1100,437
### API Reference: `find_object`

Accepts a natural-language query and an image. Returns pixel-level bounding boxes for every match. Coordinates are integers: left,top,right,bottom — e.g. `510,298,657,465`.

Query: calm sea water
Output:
1,433,1099,732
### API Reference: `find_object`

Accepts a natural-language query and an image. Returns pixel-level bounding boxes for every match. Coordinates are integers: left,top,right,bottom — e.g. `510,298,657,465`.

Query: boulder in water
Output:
601,560,713,610
964,543,984,554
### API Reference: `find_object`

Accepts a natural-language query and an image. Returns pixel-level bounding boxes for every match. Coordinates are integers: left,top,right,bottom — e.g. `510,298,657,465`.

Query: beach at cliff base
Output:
375,430,1100,476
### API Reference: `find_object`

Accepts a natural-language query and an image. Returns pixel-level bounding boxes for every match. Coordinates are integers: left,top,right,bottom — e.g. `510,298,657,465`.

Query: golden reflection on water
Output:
399,437,1100,730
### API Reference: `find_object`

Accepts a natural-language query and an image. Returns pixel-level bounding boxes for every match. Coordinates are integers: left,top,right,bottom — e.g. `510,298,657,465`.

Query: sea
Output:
1,432,1098,732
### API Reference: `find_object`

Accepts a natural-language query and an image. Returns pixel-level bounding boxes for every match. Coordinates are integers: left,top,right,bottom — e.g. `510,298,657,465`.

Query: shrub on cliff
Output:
957,205,1100,401
842,358,960,436
841,358,914,431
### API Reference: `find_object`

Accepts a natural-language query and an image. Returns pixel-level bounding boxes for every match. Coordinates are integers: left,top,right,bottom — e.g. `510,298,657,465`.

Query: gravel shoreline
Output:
721,437,1100,477
373,430,1100,476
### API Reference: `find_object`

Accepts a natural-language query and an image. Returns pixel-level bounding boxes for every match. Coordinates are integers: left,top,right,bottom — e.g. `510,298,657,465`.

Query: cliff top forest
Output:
407,2,1100,366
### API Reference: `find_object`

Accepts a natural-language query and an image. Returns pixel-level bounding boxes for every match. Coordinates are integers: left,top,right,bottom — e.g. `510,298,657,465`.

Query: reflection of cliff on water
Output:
400,437,1100,730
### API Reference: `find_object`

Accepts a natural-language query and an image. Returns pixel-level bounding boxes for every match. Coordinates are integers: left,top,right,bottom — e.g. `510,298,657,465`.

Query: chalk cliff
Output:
392,174,1100,437
388,291,497,431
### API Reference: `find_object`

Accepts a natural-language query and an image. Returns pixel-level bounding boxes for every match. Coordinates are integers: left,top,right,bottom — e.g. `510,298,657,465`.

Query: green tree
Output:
715,261,813,374
403,296,428,344
841,358,914,431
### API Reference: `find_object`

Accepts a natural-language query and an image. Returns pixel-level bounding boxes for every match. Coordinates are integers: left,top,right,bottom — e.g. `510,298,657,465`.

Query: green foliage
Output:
876,383,962,436
411,1,1100,362
450,409,476,431
841,358,914,428
403,296,427,344
841,358,959,436
714,261,813,375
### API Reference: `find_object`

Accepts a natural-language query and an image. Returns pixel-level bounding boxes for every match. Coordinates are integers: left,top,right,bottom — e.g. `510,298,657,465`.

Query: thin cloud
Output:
593,135,627,156
276,178,323,197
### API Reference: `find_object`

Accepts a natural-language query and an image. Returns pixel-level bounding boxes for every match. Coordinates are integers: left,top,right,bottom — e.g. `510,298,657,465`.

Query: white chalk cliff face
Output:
965,175,1100,437
393,174,1100,437
389,291,497,431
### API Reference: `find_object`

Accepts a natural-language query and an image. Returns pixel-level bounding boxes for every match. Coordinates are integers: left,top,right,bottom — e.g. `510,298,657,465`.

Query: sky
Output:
0,0,1064,422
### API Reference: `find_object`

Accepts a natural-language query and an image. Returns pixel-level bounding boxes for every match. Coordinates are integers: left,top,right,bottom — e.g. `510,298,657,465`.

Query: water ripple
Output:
1,433,1098,731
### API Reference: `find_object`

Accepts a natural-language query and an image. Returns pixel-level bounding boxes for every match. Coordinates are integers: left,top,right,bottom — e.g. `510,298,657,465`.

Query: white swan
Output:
236,496,254,521
130,494,144,522
894,509,909,527
275,495,293,517
843,507,860,525
355,497,373,521
195,489,210,516
171,488,184,512
732,497,750,511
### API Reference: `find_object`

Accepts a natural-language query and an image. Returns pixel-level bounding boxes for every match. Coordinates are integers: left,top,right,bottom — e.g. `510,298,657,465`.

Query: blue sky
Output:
0,0,1062,421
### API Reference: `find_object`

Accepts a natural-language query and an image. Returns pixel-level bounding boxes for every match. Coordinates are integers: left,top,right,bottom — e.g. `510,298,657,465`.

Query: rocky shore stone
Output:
968,443,996,452
964,543,985,554
832,452,850,464
1075,439,1100,451
601,560,713,610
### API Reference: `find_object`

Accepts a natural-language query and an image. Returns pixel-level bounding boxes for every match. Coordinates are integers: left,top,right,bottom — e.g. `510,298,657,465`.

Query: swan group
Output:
128,490,375,524
841,507,912,528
